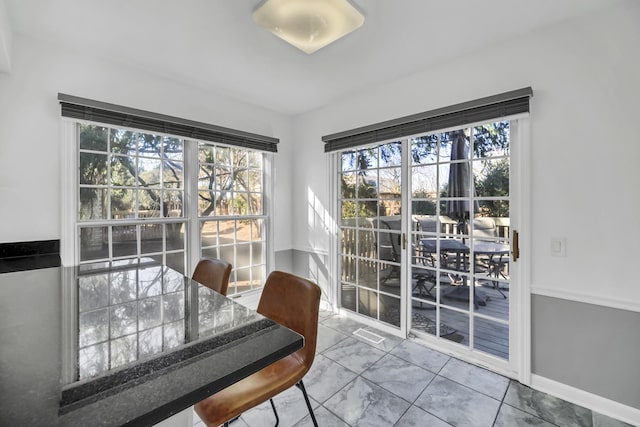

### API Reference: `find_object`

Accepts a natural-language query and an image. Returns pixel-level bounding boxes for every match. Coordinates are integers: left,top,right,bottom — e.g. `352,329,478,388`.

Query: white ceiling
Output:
3,0,622,115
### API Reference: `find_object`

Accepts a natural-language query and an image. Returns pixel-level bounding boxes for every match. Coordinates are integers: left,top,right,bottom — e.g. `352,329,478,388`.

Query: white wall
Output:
0,0,11,72
291,0,640,308
0,34,294,252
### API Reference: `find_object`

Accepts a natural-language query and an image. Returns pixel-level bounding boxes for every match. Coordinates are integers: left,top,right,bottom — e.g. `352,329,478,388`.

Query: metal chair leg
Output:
226,384,312,427
296,380,318,427
269,398,279,426
488,261,507,298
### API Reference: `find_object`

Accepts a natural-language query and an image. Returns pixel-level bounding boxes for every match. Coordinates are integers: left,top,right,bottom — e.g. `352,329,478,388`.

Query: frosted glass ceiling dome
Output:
253,0,365,54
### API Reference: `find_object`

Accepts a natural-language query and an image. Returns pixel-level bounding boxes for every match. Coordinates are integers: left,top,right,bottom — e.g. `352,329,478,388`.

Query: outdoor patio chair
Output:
471,217,499,240
376,218,400,284
417,217,459,273
380,218,437,300
469,218,496,271
378,219,401,284
469,217,509,297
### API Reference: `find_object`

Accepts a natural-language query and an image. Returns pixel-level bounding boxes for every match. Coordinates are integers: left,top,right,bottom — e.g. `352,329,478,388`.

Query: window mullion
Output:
60,120,78,266
185,139,200,276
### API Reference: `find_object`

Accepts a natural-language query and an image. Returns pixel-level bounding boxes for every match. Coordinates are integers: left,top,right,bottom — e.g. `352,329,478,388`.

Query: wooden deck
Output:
411,279,510,359
344,265,511,360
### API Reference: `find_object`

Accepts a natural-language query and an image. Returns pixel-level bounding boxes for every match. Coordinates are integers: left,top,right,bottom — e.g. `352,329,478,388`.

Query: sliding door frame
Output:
330,116,532,381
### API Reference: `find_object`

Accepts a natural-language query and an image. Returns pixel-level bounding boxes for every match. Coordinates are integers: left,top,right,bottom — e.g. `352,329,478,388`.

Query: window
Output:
62,94,276,295
77,125,187,272
197,143,266,294
338,142,403,326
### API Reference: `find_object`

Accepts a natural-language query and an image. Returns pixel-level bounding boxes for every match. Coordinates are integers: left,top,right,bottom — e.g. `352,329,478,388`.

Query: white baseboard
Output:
531,374,640,426
319,299,336,312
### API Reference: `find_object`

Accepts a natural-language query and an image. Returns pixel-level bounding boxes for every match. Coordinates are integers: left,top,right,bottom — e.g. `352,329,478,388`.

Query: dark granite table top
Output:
0,259,303,426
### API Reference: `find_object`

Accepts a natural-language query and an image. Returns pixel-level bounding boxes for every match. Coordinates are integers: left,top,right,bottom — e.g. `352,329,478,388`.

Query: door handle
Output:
402,233,407,250
512,230,520,261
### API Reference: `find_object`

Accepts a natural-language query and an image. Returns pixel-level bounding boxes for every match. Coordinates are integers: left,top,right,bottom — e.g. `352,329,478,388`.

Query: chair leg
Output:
269,398,279,426
489,262,507,298
296,380,318,427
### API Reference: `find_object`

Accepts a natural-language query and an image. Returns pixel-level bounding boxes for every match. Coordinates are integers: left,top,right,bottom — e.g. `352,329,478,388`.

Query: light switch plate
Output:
550,237,566,257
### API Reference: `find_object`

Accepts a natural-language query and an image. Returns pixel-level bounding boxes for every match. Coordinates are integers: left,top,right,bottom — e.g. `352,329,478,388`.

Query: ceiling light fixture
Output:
252,0,365,54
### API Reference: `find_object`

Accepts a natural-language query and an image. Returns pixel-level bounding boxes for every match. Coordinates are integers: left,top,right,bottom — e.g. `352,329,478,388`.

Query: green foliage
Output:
340,174,380,218
411,191,437,215
411,134,439,164
475,159,509,217
340,121,510,220
473,122,510,158
409,121,510,163
78,124,184,218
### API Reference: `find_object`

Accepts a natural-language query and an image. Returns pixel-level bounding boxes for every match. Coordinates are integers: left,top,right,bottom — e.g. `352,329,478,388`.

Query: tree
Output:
339,121,510,218
341,173,379,219
473,122,510,158
197,146,261,216
410,122,510,163
77,124,267,272
79,125,185,218
411,191,437,215
471,122,510,218
475,158,509,217
78,125,186,253
197,146,263,238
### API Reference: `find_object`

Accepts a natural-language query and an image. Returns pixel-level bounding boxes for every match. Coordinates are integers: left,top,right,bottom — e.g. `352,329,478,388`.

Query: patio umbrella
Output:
443,130,486,306
445,130,479,234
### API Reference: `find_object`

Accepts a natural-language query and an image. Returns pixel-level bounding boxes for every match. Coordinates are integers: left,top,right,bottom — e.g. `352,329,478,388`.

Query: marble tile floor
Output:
193,307,632,427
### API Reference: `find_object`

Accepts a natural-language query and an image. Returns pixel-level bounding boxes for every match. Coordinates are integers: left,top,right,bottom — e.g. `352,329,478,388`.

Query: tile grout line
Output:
316,318,404,425
319,315,524,426
318,317,458,426
197,313,574,427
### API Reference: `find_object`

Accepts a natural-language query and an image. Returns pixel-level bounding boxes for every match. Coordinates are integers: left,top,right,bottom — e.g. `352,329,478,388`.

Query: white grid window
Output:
68,119,272,293
77,124,187,272
198,143,266,294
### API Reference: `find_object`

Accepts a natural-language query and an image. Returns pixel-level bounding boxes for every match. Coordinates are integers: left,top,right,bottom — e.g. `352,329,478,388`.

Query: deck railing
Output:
340,215,510,281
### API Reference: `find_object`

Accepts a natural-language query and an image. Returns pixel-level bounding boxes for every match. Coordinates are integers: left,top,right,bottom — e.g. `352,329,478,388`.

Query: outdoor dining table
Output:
0,258,303,426
419,238,504,307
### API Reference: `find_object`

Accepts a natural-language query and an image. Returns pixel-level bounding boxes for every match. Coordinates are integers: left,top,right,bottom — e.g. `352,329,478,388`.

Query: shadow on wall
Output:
307,186,332,250
293,249,331,307
300,186,334,306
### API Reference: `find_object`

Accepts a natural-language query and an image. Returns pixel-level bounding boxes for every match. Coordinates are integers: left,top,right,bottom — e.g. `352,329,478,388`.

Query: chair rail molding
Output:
530,284,640,313
291,245,330,257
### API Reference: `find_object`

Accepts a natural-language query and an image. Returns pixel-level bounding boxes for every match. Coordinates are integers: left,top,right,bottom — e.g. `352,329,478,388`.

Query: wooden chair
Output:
194,271,321,427
192,258,232,296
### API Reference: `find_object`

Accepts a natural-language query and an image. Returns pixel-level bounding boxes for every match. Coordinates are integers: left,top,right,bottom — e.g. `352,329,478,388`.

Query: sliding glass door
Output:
338,142,404,329
409,121,511,361
336,120,516,369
